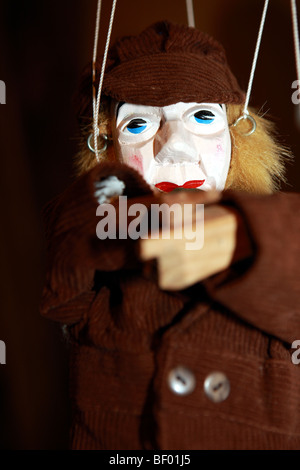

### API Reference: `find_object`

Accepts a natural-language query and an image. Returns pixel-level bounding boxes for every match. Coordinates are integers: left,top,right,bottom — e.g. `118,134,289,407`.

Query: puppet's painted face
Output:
114,102,231,192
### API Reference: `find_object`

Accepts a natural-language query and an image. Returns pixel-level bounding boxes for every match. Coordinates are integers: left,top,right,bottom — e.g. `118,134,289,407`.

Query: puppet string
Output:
186,0,195,28
92,0,102,129
92,0,118,161
291,0,300,86
243,0,269,117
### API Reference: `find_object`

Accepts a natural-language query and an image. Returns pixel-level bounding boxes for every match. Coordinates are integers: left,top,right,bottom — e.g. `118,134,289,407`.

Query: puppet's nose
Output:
154,121,198,164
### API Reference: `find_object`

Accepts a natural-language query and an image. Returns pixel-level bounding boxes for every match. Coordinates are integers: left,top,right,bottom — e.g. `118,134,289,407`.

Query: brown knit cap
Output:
76,20,245,122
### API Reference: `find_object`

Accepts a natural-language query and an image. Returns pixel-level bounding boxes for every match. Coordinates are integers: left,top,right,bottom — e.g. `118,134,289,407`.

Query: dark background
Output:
0,0,299,449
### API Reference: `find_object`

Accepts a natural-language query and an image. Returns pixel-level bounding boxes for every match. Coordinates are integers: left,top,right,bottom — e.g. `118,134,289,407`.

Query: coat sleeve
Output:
40,161,154,324
203,190,300,344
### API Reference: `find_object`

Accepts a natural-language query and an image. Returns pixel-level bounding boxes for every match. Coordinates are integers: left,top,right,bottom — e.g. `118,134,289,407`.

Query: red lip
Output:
155,180,205,193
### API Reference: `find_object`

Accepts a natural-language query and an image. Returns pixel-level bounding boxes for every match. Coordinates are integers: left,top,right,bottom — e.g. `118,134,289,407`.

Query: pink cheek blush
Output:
128,154,144,175
214,143,226,159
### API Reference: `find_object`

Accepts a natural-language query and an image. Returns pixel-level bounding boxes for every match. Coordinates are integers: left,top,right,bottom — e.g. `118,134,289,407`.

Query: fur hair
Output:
75,103,291,194
225,105,291,194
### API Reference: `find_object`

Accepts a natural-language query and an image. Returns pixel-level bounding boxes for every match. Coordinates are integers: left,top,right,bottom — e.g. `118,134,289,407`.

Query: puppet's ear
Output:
225,104,291,194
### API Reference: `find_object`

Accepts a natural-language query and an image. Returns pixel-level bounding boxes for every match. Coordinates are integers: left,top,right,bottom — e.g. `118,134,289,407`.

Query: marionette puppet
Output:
41,0,300,450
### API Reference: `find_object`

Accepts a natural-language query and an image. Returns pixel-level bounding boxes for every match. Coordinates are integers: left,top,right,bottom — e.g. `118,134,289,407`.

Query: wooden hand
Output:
139,190,253,290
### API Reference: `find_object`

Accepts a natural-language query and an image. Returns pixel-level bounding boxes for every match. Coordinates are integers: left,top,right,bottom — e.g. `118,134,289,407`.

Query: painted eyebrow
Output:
116,102,224,117
198,104,223,110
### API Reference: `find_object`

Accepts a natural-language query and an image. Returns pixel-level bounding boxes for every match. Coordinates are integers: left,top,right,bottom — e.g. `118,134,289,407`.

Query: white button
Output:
168,366,196,395
204,371,230,403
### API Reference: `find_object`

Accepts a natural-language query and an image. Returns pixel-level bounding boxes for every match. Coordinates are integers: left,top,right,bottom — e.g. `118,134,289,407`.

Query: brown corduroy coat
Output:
40,161,300,450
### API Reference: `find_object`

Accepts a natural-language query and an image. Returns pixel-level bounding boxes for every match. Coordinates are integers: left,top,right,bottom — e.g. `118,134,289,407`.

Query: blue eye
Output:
193,110,215,124
126,118,147,134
